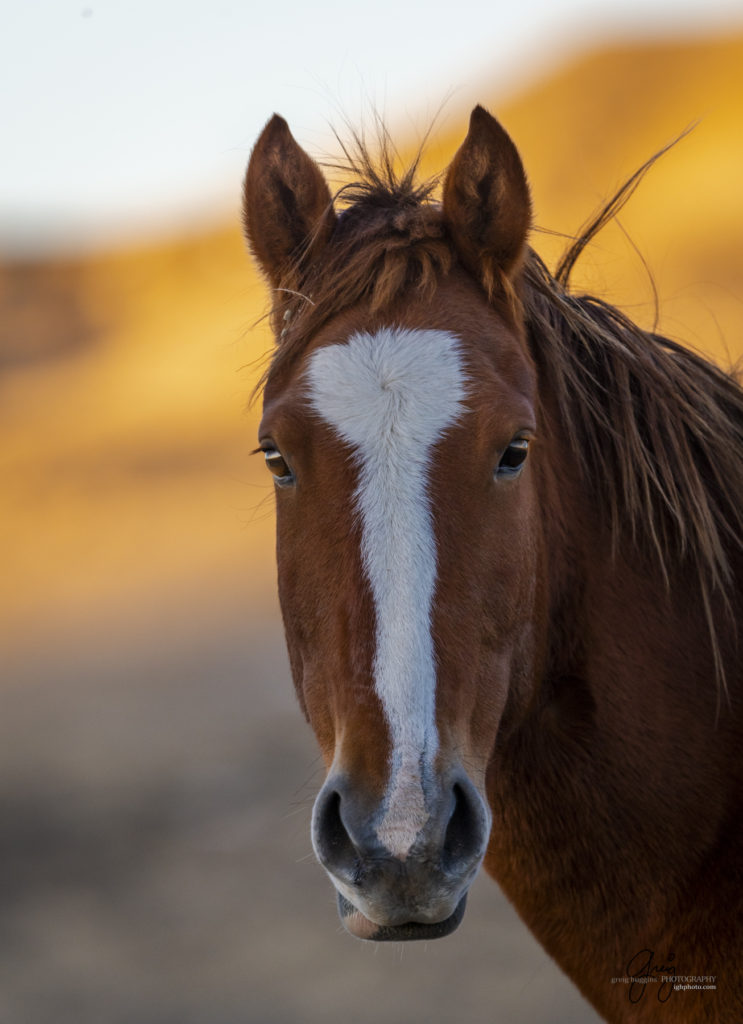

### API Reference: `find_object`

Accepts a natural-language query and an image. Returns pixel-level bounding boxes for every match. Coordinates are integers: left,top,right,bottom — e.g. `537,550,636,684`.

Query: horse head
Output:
244,108,545,941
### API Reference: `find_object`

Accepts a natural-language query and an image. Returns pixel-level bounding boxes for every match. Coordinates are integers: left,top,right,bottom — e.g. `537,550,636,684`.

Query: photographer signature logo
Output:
611,949,717,1003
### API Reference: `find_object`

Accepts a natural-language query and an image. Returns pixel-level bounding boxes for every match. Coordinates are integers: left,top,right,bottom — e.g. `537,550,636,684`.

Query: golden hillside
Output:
3,31,742,650
496,32,743,348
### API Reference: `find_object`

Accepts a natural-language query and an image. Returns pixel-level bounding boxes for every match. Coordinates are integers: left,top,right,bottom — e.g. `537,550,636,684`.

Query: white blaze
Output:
307,327,468,856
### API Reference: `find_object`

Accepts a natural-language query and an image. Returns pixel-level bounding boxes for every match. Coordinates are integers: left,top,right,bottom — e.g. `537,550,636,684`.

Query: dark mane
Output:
260,137,743,679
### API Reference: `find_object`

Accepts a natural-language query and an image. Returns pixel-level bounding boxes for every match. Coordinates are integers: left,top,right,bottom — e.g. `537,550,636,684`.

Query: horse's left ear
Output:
443,106,531,294
243,114,336,289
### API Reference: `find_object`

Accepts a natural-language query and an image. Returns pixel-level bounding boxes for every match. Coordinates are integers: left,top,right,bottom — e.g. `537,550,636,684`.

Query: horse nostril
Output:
442,782,485,873
313,788,360,884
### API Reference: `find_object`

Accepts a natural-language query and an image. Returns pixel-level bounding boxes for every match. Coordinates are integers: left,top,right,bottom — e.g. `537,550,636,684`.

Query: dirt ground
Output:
0,575,600,1024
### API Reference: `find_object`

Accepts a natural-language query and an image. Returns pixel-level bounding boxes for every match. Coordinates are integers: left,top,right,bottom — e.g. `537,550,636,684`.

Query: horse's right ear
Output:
243,115,336,289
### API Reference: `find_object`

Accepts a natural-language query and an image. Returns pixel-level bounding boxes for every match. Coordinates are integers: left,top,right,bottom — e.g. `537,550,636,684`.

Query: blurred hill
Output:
1,30,742,1024
496,32,743,350
1,228,273,650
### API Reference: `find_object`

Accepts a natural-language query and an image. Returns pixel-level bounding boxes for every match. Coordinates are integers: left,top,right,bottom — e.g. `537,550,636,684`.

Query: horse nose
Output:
311,771,490,939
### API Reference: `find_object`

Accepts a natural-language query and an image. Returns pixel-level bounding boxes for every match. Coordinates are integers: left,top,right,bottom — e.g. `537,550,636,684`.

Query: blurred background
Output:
2,2,742,1021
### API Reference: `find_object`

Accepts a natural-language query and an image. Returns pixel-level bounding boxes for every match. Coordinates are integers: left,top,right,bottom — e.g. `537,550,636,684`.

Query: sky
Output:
2,0,742,254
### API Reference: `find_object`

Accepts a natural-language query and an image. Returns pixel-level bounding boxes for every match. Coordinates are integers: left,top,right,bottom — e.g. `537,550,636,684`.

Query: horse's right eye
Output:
262,447,293,484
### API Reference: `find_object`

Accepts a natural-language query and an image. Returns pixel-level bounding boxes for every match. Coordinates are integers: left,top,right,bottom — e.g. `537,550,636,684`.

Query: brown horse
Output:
243,107,743,1022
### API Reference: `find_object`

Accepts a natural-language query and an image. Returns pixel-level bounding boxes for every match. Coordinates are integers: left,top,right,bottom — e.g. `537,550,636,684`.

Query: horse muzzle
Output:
311,768,490,941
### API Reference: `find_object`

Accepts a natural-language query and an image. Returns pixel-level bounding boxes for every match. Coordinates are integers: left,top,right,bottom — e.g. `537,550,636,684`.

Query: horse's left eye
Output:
496,438,530,478
263,447,293,484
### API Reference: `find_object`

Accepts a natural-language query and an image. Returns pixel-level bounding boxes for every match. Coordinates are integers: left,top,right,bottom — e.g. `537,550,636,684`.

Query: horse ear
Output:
243,115,336,288
442,106,531,294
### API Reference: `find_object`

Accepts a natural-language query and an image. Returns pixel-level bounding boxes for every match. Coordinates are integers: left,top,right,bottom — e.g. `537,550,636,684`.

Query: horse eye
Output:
263,447,293,484
496,438,530,478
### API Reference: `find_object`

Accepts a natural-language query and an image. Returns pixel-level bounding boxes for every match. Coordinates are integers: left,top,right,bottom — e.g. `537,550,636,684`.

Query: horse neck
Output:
532,380,742,737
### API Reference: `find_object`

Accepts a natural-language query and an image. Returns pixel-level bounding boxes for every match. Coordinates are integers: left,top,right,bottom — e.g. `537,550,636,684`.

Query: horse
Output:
242,106,743,1023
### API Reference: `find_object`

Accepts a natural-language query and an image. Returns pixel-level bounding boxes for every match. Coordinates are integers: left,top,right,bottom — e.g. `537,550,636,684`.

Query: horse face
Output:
258,276,540,939
248,107,538,939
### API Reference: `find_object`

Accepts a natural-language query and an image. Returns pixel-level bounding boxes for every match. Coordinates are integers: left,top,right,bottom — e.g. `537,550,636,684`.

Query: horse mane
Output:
259,131,743,682
524,251,743,685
